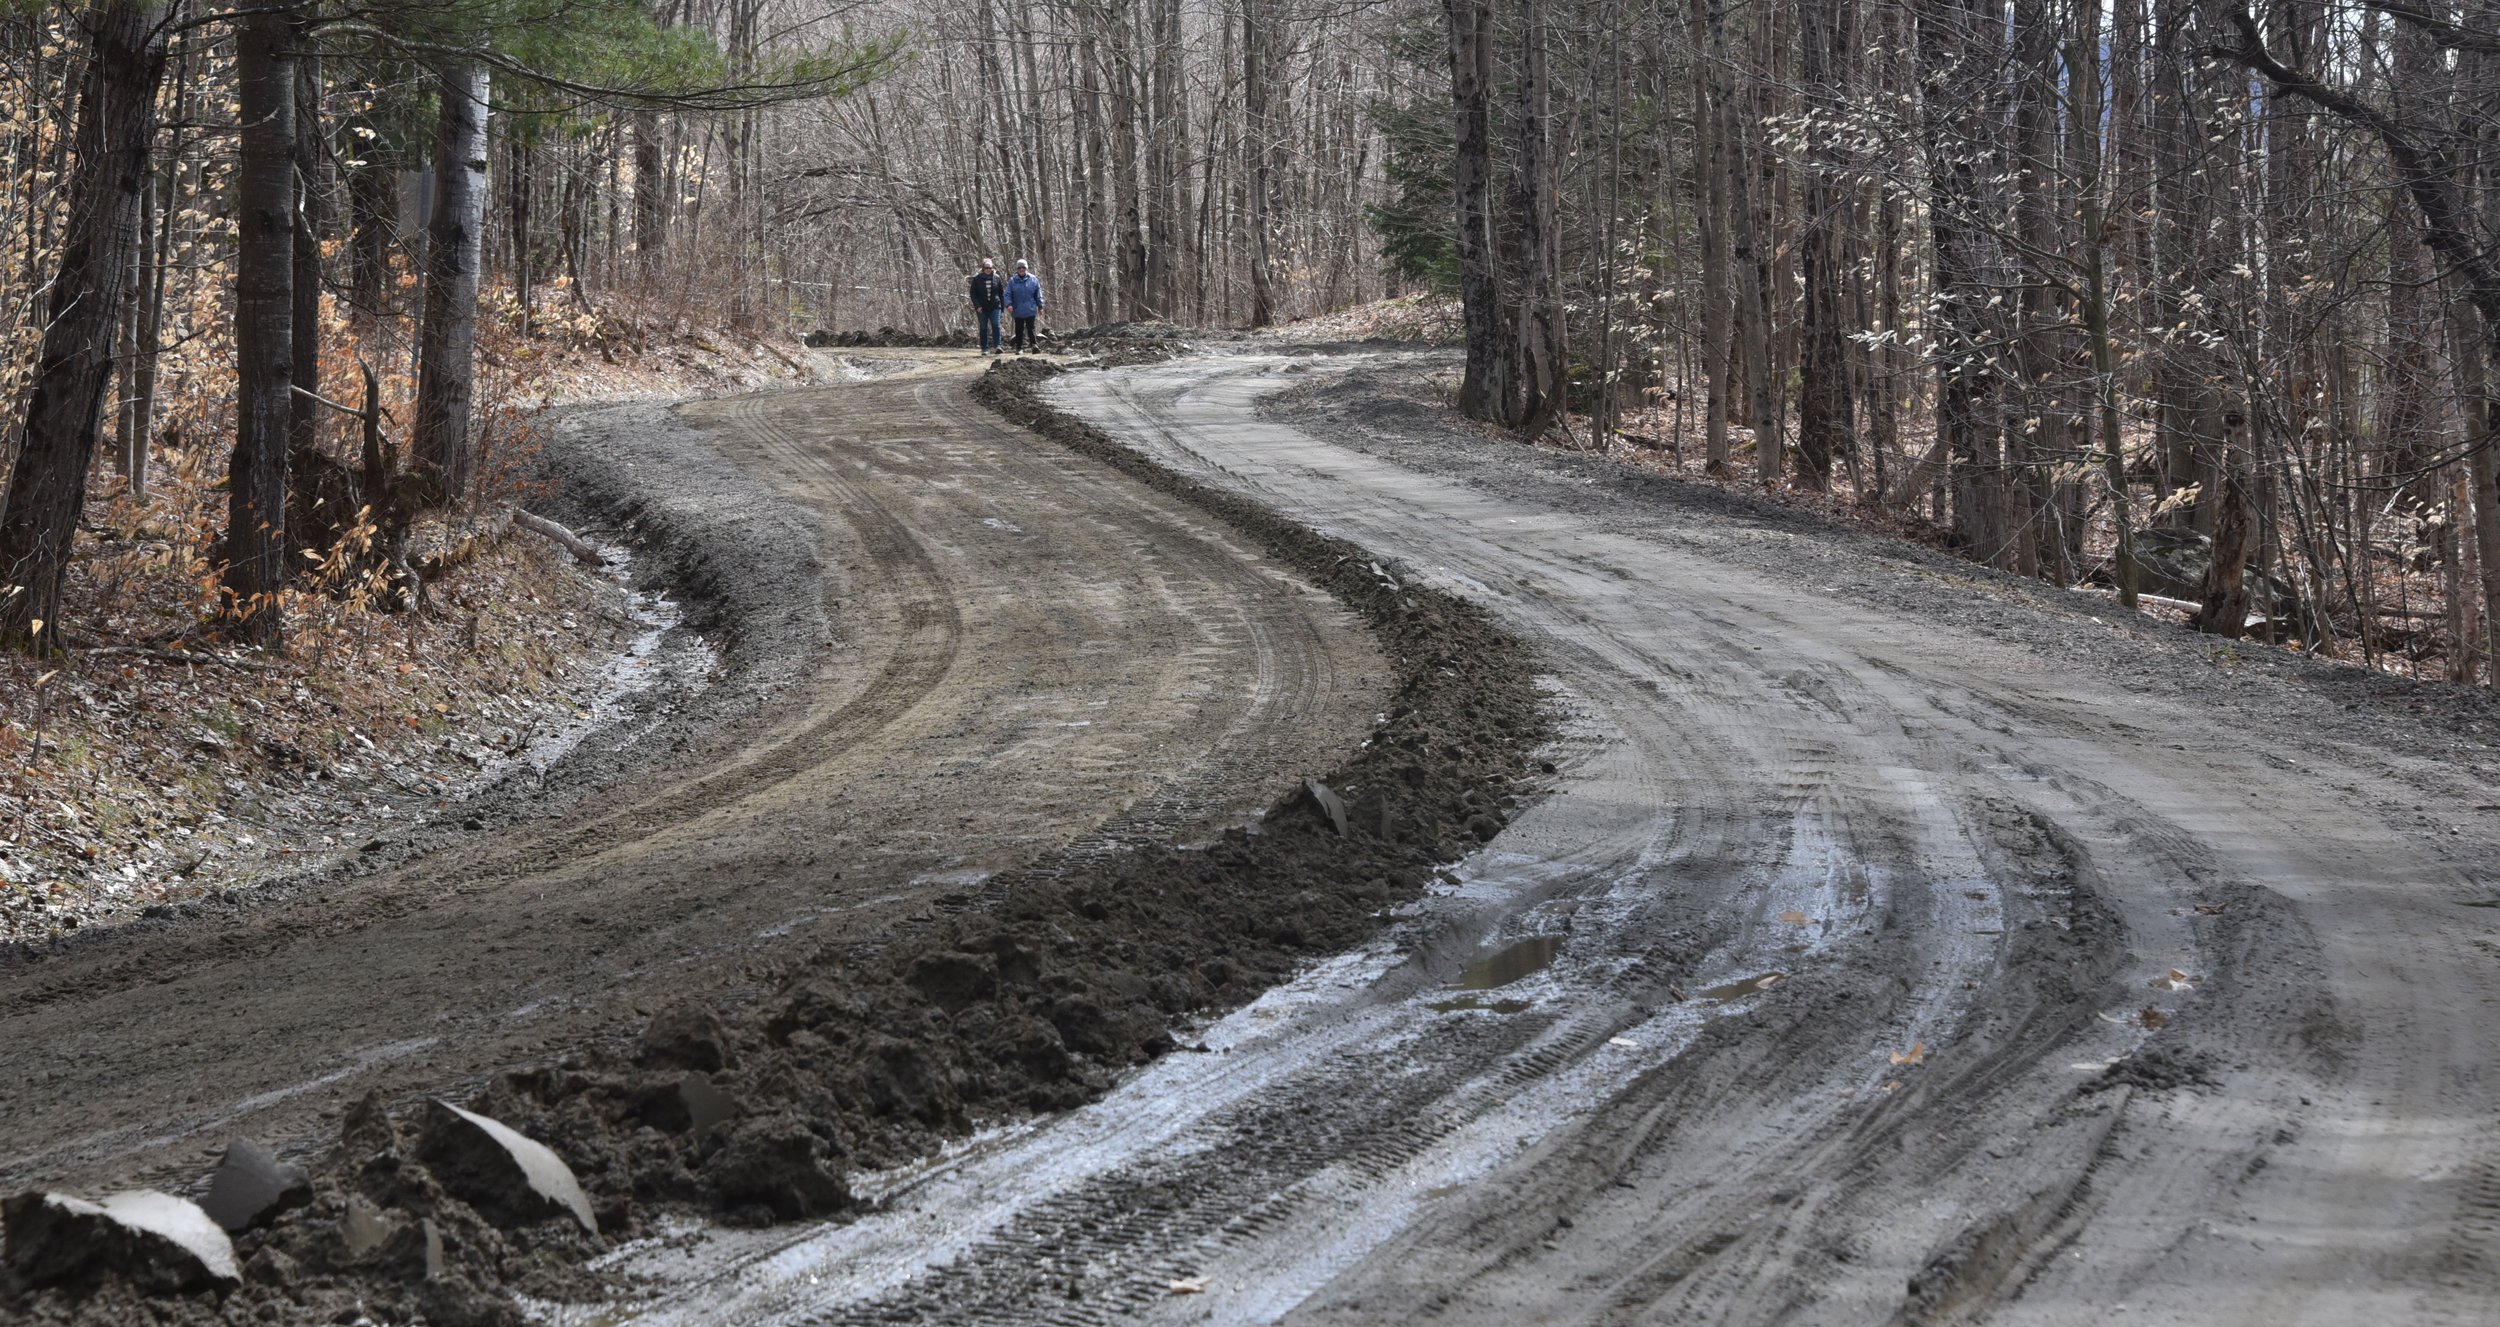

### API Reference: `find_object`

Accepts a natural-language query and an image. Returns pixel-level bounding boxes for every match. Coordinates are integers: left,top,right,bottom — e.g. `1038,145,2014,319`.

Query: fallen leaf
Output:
1776,910,1811,925
2137,1006,2169,1030
1889,1041,1927,1066
1168,1276,1207,1295
1881,1079,1901,1093
2194,903,2226,916
2152,968,2198,992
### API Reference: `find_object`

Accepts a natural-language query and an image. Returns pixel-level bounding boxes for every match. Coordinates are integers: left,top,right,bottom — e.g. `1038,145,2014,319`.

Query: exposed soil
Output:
0,350,1549,1323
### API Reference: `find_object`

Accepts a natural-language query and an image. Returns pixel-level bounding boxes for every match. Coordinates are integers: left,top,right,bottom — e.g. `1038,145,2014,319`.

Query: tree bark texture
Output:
413,59,490,503
1446,0,1510,422
0,0,170,650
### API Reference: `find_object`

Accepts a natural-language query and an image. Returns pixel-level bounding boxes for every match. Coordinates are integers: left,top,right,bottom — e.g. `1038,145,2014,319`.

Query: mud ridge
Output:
2,361,1551,1325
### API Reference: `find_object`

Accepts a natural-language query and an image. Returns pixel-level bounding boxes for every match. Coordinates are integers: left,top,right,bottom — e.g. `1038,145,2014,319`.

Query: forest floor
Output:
5,338,2498,1326
0,324,822,944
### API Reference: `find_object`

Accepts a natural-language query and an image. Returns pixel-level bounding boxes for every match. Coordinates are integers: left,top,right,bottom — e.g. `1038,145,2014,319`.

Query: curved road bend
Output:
608,351,2500,1327
0,353,1384,1200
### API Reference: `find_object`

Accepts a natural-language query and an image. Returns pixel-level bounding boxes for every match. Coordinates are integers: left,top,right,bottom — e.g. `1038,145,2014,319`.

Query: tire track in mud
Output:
616,350,2500,1327
603,362,2031,1326
0,356,1390,1213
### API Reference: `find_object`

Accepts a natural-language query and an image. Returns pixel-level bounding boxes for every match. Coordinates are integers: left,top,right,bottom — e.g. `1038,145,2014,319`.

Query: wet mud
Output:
0,356,1549,1323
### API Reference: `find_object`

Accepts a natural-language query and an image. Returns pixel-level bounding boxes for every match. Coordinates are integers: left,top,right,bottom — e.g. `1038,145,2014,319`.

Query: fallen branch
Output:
511,507,607,566
2071,585,2202,614
76,644,287,673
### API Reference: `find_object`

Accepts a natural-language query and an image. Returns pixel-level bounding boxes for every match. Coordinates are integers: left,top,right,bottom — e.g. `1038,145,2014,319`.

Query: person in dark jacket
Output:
1006,260,1044,353
967,258,1006,355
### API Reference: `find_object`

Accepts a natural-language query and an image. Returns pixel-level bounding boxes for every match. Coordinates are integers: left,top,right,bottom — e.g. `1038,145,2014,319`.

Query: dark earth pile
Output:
3,355,1550,1324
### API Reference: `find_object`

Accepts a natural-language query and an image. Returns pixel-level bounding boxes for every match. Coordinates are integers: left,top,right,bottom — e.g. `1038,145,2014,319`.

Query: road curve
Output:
0,354,1384,1198
608,350,2500,1326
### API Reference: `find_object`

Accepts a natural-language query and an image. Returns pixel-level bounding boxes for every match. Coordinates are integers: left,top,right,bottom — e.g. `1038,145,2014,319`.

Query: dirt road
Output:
0,355,1384,1199
610,350,2500,1325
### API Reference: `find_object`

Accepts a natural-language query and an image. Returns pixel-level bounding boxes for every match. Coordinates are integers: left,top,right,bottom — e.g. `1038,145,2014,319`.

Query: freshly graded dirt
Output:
0,352,1551,1323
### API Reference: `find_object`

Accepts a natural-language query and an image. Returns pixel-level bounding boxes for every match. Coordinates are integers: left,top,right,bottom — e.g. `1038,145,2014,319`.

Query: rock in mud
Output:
2,1189,241,1293
679,1072,737,1145
640,1002,738,1073
700,1115,850,1220
341,1193,399,1258
200,1137,311,1233
1304,778,1350,835
414,1100,598,1234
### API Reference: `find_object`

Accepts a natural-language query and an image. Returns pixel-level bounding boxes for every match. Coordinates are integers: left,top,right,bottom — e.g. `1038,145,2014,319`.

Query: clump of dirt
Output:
2,356,1551,1324
803,327,973,348
2085,1043,2222,1095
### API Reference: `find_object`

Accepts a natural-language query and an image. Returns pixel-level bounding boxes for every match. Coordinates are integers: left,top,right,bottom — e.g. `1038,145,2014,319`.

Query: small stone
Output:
341,1194,397,1258
415,1101,597,1233
201,1138,311,1233
1304,779,1349,835
2,1189,241,1293
679,1073,735,1147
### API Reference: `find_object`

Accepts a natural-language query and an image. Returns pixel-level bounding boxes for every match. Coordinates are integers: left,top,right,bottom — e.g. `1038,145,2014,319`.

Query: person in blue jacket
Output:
1006,260,1045,354
967,258,1006,355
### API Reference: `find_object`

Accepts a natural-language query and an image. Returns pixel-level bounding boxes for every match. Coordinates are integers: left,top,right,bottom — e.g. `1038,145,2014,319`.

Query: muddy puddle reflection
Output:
1693,972,1785,1003
1455,936,1562,990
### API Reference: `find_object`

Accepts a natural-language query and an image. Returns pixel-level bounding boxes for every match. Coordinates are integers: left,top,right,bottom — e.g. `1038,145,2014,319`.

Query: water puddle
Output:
1692,971,1784,1003
1454,936,1561,990
1425,995,1534,1015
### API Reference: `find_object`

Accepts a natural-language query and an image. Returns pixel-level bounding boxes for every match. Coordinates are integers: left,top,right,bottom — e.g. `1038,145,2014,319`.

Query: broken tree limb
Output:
2070,585,2204,614
75,644,286,673
288,382,371,420
509,508,605,567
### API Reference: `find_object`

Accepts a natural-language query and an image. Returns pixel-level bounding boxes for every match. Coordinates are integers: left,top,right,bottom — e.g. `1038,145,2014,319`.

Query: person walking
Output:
1006,260,1045,354
967,258,1006,355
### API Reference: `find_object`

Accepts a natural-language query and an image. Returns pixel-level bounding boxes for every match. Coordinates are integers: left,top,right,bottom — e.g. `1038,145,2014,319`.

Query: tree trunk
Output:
224,5,297,647
0,0,170,650
1913,0,2002,556
1510,0,1566,439
290,40,330,467
347,156,393,321
1794,0,1854,490
1446,0,1510,421
633,110,666,273
1694,0,1733,476
413,59,490,503
2198,413,2255,637
1243,0,1277,328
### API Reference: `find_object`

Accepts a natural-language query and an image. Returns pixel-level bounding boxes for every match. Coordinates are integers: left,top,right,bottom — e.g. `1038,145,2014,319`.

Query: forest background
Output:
2,0,2498,911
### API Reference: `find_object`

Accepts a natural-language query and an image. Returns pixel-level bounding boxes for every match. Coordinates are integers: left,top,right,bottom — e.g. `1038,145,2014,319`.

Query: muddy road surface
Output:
0,356,1384,1199
607,350,2500,1326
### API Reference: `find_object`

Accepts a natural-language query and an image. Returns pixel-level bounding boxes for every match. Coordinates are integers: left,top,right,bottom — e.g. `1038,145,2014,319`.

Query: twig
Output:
510,508,607,567
76,644,286,673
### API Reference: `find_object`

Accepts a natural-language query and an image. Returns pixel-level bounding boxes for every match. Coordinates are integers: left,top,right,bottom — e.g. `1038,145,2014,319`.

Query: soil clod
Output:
2,1190,240,1294
199,1138,311,1234
413,1101,598,1234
